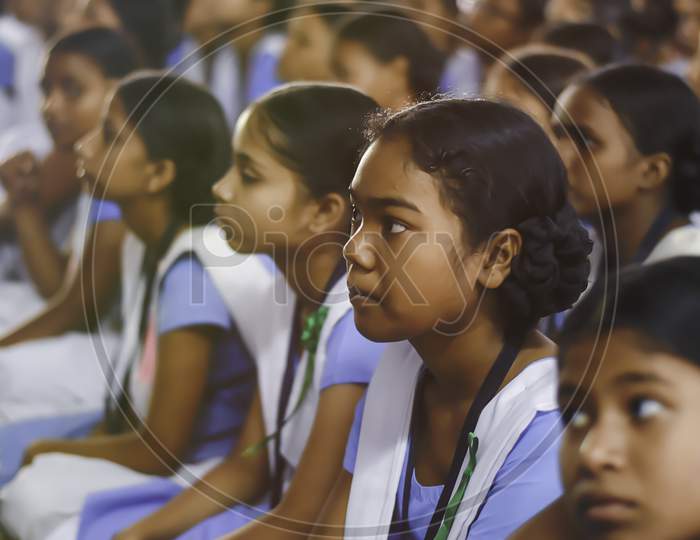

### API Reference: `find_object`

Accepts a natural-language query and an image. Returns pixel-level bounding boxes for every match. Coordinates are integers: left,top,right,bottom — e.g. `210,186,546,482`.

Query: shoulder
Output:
320,311,386,390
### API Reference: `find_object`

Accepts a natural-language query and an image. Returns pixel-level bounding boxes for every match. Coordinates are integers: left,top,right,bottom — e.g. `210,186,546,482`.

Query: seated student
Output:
540,22,622,66
0,27,136,329
511,256,700,540
331,10,446,110
551,64,700,275
60,0,181,69
0,73,269,540
310,99,592,539
464,0,548,88
277,2,351,83
67,84,386,540
168,0,286,127
483,46,593,140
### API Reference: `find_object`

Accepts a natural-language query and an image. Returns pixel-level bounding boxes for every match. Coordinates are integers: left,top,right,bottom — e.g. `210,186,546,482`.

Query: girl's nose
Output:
343,228,376,272
577,415,627,475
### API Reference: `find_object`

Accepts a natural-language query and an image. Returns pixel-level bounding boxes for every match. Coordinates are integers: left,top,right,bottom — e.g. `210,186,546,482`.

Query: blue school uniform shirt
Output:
344,396,563,539
88,199,121,224
156,255,256,463
75,309,384,540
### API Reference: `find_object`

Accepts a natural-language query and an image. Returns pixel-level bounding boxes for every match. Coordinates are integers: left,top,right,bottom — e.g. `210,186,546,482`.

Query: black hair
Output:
367,98,593,328
116,73,232,225
519,0,548,28
578,64,700,215
618,0,678,55
305,2,354,28
560,256,700,368
48,27,139,79
335,10,446,99
501,51,591,111
542,22,622,65
249,82,379,198
106,0,181,68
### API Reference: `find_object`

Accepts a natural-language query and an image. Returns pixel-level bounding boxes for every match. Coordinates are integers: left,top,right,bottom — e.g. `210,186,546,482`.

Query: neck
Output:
274,235,345,315
593,193,671,264
410,310,507,401
121,196,176,249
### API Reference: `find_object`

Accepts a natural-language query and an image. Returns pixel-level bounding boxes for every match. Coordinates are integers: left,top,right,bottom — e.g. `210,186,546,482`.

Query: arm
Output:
0,151,77,297
0,219,125,346
221,383,366,540
308,470,352,539
115,390,270,540
23,325,217,473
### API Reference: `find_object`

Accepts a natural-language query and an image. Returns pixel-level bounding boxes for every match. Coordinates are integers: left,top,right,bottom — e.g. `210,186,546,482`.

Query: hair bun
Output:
501,204,593,325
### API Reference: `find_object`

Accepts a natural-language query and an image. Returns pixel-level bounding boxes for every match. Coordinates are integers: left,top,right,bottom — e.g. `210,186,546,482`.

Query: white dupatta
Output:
346,341,558,539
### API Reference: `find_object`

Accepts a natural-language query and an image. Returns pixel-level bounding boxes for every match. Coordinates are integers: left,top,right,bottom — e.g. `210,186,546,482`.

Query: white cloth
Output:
0,226,273,539
174,37,243,128
0,15,45,129
0,331,119,425
345,342,558,539
645,223,700,263
0,453,221,540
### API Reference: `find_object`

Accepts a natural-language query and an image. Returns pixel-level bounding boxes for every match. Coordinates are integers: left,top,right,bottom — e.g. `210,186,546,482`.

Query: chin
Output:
352,309,411,343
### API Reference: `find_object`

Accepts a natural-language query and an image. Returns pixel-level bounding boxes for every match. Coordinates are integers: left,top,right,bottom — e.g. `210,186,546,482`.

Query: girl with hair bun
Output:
512,257,700,540
552,64,700,271
311,98,592,539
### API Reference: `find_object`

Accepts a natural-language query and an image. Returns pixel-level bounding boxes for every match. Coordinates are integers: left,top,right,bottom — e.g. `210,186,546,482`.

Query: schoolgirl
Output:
512,257,700,540
311,98,592,539
0,73,269,540
331,10,446,110
0,27,138,423
552,64,700,271
66,83,385,540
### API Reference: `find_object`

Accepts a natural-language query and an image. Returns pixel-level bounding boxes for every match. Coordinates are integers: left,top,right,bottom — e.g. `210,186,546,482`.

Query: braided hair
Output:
366,98,593,331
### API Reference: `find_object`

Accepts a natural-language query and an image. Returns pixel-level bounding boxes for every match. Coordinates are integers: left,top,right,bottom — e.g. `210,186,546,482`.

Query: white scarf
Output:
116,224,272,418
346,342,558,539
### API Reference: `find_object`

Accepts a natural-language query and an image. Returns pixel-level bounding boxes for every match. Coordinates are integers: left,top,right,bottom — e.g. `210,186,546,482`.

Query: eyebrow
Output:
611,371,672,388
349,188,422,213
233,152,257,168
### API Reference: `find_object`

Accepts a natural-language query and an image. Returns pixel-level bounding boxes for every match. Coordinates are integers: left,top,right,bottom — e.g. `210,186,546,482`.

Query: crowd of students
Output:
0,0,699,539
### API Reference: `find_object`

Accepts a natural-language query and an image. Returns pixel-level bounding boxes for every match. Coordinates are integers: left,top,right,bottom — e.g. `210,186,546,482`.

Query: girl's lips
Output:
348,284,381,305
576,492,638,525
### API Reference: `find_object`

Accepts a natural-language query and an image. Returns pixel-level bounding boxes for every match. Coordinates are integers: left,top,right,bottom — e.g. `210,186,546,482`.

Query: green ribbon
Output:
243,305,331,458
434,432,479,540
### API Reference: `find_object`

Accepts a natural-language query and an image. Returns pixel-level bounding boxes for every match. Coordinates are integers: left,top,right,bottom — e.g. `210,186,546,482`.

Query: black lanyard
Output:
398,333,525,540
269,261,347,507
104,221,182,434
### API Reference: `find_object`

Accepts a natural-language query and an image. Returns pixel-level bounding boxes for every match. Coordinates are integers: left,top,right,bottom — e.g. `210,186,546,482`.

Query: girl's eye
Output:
386,220,407,235
63,80,83,100
350,204,363,228
240,170,258,185
563,408,591,430
630,398,665,421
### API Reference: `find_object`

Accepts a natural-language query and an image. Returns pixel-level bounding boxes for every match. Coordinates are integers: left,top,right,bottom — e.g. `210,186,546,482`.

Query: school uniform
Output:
170,33,283,128
0,195,122,424
66,270,386,540
344,342,562,540
439,47,483,98
0,226,271,540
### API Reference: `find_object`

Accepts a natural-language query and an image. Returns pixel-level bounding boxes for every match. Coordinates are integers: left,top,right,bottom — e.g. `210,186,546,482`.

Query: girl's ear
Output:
475,228,522,290
639,152,671,191
146,159,177,194
307,192,349,234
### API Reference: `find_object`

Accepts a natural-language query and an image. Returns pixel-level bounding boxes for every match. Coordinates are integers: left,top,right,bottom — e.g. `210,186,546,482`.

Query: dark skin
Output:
21,95,223,476
310,137,555,537
511,330,700,540
0,52,119,298
114,104,367,540
552,84,688,266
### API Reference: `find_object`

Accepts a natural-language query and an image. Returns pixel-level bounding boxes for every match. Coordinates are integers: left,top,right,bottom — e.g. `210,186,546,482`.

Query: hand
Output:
21,439,58,467
0,151,41,208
